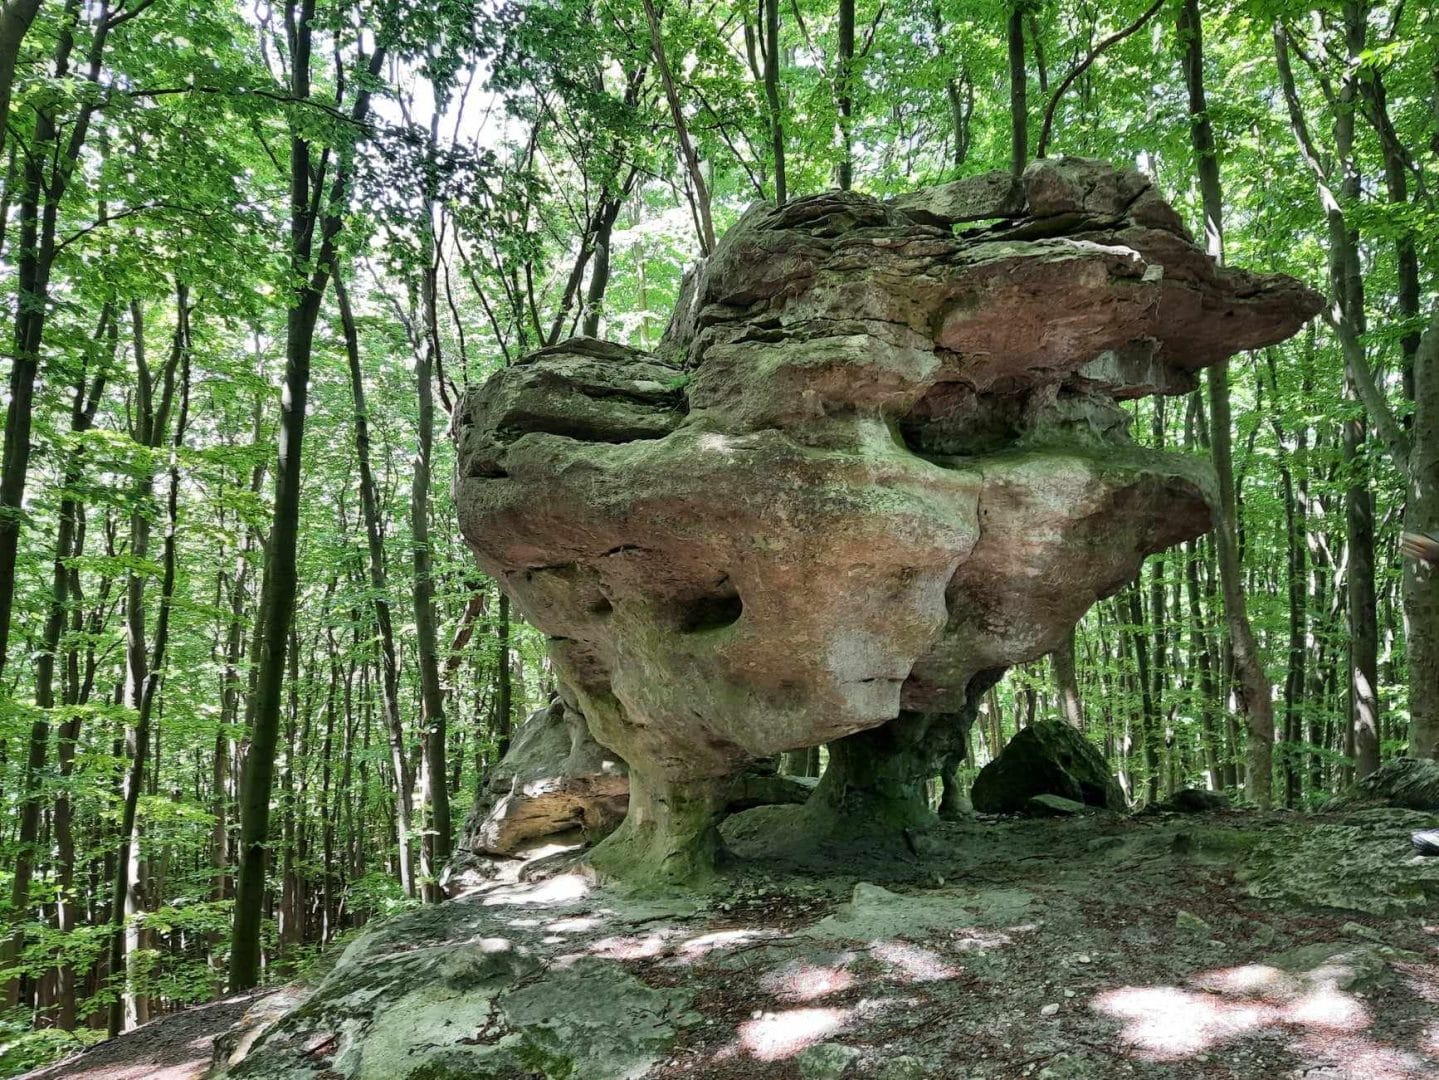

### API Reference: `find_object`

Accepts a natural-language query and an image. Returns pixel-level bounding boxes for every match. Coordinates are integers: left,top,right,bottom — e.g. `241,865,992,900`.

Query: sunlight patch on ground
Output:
676,928,776,958
721,1006,854,1061
546,914,605,933
1089,959,1439,1071
949,927,1017,952
871,940,960,983
586,930,675,961
481,873,591,907
1094,985,1270,1059
759,956,858,1003
1292,1032,1434,1080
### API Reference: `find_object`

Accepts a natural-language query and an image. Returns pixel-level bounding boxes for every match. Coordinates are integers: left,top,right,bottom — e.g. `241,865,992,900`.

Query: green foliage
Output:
0,1014,102,1076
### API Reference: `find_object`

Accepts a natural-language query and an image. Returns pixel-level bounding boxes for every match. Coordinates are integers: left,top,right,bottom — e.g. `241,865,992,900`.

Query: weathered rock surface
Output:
462,697,629,858
1158,787,1231,814
453,701,819,879
1026,793,1093,816
453,157,1321,880
212,811,1439,1080
1332,757,1439,811
971,720,1126,814
1242,807,1439,915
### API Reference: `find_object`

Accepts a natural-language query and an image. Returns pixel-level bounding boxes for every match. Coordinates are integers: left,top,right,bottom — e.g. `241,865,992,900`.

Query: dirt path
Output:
16,993,270,1080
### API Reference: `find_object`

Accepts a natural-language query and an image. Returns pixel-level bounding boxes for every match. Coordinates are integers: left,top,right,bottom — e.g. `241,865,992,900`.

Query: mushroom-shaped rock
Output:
454,157,1322,884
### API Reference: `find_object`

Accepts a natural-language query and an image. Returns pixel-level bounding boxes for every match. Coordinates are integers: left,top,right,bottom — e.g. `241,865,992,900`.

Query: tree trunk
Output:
580,192,628,338
1007,5,1027,175
414,209,452,902
0,0,44,160
1180,0,1273,807
642,0,716,253
231,5,386,990
763,0,786,201
1405,313,1439,756
495,593,514,758
333,265,416,896
108,296,190,1034
835,0,853,190
1127,586,1159,803
0,0,106,683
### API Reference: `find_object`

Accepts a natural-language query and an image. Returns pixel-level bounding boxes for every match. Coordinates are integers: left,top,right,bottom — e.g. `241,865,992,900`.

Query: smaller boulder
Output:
1159,788,1231,814
971,720,1125,814
463,697,629,856
1026,794,1091,817
727,772,818,812
1334,758,1439,812
888,170,1025,227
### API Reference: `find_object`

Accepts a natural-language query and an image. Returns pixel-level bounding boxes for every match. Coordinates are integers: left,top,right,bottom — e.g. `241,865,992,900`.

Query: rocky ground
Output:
25,805,1439,1080
110,804,1427,1080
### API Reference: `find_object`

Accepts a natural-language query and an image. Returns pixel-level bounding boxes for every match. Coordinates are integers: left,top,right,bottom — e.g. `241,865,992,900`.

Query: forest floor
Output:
28,807,1439,1080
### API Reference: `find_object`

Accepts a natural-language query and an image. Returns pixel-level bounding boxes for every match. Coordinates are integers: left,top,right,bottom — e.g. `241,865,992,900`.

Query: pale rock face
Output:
462,698,629,858
453,157,1322,881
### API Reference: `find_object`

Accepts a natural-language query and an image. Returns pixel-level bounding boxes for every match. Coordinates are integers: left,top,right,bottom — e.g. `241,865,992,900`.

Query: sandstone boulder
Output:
453,157,1322,883
971,720,1126,814
463,697,629,857
1159,787,1232,813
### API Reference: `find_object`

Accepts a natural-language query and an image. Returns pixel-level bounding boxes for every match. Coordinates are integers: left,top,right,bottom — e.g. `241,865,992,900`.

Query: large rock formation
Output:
453,157,1322,884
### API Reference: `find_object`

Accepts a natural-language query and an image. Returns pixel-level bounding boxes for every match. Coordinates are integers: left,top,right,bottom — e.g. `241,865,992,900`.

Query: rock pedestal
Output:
454,157,1322,883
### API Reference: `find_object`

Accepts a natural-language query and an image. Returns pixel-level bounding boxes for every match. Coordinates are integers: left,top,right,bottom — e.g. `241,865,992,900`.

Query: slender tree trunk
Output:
580,191,629,338
1127,586,1158,803
930,3,971,169
1007,5,1027,175
414,208,452,902
0,0,105,683
1180,0,1273,807
108,297,190,1035
231,5,386,990
5,307,113,1011
642,0,716,253
1277,422,1306,805
835,0,853,190
495,593,514,758
763,0,786,201
334,264,416,896
0,0,44,161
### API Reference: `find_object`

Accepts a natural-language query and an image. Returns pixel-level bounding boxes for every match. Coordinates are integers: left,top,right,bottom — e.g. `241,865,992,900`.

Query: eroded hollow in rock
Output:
675,580,743,634
453,157,1322,886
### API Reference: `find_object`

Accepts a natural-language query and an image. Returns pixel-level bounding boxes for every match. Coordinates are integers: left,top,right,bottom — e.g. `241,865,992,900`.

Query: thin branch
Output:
1036,0,1166,159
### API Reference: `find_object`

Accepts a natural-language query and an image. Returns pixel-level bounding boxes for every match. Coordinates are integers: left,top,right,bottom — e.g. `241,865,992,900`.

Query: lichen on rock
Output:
452,157,1322,884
